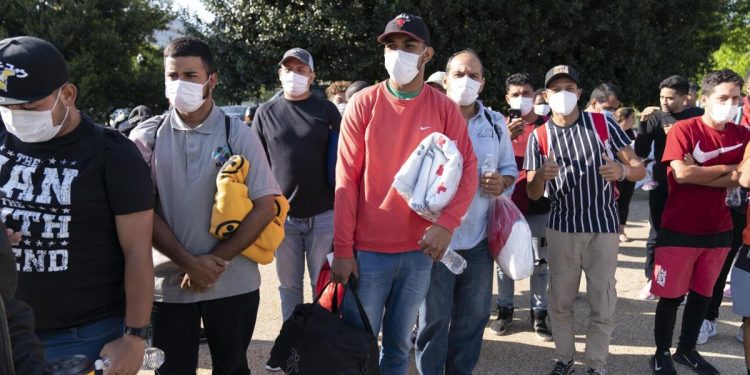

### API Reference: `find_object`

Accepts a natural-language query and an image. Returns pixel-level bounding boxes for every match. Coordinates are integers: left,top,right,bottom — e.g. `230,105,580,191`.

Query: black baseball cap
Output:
279,48,314,71
0,36,69,105
377,13,430,45
544,65,581,88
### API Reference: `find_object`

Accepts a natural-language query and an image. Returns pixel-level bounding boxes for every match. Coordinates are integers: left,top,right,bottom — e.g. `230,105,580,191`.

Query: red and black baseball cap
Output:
544,65,581,88
377,13,431,45
0,36,69,105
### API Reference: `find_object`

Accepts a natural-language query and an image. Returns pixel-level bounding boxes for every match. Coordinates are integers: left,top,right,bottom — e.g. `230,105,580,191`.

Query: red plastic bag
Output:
315,259,345,312
488,196,534,280
487,196,522,259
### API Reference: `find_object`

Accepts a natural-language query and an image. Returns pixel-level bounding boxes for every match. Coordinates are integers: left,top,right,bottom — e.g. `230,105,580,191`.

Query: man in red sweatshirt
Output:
331,13,478,374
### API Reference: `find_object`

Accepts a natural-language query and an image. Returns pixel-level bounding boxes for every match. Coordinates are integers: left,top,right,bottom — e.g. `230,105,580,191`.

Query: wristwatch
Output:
124,324,153,340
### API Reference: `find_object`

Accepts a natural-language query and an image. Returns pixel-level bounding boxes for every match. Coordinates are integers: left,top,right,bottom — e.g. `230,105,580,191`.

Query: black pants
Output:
706,209,746,321
152,291,260,375
646,183,669,280
617,180,636,226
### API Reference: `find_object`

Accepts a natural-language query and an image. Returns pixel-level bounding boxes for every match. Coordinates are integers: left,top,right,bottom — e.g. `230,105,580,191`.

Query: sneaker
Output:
550,360,575,375
199,327,208,344
642,180,659,191
696,320,718,345
586,368,606,374
672,349,720,375
490,306,513,335
531,309,553,341
640,281,656,300
265,357,282,372
650,351,677,374
737,324,744,343
723,285,732,299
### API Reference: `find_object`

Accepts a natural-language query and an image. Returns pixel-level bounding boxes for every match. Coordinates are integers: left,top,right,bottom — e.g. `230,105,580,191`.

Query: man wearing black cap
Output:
331,13,478,374
252,48,340,368
0,36,155,374
524,65,644,375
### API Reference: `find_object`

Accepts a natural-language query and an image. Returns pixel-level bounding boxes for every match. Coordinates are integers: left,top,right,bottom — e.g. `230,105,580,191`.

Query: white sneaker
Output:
639,281,656,300
737,324,744,343
723,285,732,299
696,319,718,345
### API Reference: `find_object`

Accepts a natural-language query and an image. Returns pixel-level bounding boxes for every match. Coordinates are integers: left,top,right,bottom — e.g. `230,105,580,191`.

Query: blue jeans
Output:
276,210,334,321
342,250,433,375
497,214,549,311
36,316,123,363
416,240,494,375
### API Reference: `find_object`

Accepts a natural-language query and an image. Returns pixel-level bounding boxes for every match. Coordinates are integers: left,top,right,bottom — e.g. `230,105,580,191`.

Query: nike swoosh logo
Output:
420,126,431,130
654,362,662,371
680,354,699,369
692,141,743,163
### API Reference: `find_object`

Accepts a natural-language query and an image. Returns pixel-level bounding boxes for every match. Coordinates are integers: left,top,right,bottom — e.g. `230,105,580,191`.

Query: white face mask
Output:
384,49,423,85
165,79,208,113
447,76,481,106
281,71,310,97
707,100,738,124
0,89,69,143
548,91,579,116
509,96,534,116
336,102,347,115
534,104,550,116
601,109,615,118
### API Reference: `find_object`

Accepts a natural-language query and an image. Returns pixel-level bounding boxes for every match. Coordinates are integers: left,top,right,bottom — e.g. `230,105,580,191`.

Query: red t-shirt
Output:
509,116,548,215
662,117,750,235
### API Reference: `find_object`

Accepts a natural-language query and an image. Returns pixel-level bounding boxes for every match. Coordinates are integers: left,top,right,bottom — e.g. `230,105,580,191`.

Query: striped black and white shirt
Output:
523,111,632,233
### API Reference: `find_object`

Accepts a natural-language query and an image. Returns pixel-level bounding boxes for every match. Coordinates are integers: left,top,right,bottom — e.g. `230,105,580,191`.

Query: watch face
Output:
125,324,153,339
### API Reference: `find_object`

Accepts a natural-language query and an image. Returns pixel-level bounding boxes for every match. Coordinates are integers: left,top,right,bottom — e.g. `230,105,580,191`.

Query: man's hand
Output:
684,152,697,166
540,153,560,181
5,228,21,246
100,335,146,375
507,117,525,141
331,257,358,284
599,154,624,182
480,172,506,196
182,254,228,292
419,225,452,261
640,106,660,122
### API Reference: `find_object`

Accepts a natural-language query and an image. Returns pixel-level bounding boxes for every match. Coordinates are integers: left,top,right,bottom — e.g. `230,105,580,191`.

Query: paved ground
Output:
148,190,747,374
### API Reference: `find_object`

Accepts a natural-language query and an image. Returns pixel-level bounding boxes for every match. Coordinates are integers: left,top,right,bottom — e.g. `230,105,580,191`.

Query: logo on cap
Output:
395,14,410,28
552,65,569,75
0,62,28,93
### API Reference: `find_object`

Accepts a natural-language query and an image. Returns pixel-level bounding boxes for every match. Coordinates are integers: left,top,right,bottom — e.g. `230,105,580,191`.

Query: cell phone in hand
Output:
509,109,522,120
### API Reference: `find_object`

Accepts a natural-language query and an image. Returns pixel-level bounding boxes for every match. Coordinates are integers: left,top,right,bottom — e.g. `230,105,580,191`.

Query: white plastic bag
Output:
489,197,534,280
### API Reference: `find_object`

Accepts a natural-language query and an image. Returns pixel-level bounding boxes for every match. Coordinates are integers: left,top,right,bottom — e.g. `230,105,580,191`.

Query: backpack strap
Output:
591,112,614,159
224,115,234,155
483,109,503,141
534,122,550,157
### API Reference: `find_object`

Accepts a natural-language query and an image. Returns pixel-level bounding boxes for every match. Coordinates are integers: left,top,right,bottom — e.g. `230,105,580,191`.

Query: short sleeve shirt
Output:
130,105,281,303
0,116,154,330
523,111,631,233
661,117,750,235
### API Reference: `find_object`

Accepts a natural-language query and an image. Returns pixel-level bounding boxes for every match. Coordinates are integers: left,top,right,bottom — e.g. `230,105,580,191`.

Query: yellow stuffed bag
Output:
209,155,289,264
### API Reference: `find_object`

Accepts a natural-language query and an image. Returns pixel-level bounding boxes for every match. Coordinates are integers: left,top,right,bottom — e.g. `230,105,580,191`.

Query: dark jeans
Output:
646,183,668,280
152,291,260,375
706,209,745,321
617,180,636,226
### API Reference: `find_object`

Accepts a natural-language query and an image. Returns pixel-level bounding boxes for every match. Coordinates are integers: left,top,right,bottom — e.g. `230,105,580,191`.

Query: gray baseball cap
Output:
279,48,314,71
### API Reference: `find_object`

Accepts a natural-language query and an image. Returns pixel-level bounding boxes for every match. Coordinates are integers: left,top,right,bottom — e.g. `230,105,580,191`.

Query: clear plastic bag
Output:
488,196,534,280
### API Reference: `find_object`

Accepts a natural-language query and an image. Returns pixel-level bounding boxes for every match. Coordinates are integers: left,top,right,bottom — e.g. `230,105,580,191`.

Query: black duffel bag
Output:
269,276,379,375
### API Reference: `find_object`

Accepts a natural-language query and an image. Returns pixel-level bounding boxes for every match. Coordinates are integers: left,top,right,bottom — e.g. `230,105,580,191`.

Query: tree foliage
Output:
709,0,750,80
195,0,734,109
0,0,172,120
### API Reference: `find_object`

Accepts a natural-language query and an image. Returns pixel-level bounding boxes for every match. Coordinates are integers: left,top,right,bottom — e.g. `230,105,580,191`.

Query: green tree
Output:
709,0,750,80
195,0,733,109
0,0,172,121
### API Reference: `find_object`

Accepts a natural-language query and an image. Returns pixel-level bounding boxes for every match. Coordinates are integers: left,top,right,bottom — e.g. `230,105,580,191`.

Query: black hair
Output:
589,82,621,104
164,36,215,74
658,75,689,96
244,104,258,119
688,82,699,93
505,73,533,93
533,88,545,99
345,80,370,100
701,69,745,96
445,49,485,76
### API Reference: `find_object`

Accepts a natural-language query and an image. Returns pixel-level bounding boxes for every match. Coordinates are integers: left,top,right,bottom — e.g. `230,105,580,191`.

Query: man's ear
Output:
422,46,434,66
59,83,77,107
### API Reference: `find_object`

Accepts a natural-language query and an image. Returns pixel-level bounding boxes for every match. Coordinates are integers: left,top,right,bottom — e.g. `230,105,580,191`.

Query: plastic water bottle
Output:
726,186,742,207
95,346,165,371
481,153,497,197
440,248,467,274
